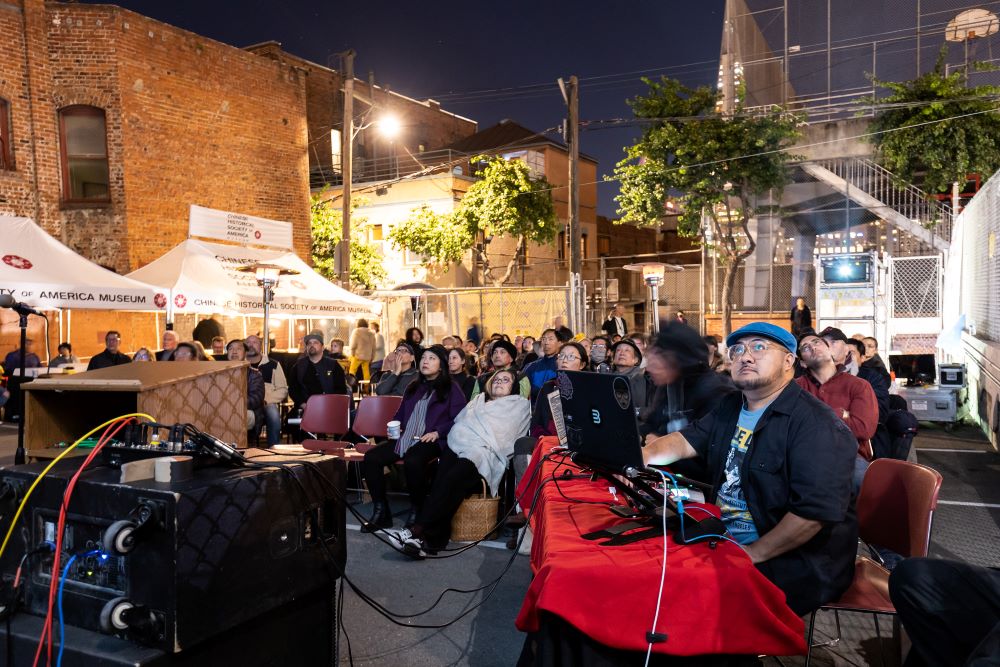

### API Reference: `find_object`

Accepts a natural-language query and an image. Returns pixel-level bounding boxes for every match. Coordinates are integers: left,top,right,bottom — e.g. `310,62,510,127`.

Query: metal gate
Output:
887,255,943,354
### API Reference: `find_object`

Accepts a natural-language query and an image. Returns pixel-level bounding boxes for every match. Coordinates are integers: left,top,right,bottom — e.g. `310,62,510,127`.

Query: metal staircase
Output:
800,157,953,252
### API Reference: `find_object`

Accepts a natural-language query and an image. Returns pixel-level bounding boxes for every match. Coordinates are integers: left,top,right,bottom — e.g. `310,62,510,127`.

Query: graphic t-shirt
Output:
717,405,767,544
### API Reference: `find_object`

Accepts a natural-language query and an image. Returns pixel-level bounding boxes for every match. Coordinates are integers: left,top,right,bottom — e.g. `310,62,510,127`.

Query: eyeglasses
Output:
728,340,783,361
492,376,513,385
557,354,581,362
798,340,827,355
394,348,411,355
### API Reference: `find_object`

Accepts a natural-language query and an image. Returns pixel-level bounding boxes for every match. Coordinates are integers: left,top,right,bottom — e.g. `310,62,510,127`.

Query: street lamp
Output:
623,261,682,334
236,263,299,357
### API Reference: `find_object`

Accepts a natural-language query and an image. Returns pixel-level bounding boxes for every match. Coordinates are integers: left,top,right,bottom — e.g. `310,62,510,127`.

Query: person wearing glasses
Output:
642,322,858,616
87,331,132,370
391,368,531,559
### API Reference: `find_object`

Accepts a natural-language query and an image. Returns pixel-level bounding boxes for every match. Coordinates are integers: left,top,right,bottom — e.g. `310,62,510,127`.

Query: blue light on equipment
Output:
837,262,854,278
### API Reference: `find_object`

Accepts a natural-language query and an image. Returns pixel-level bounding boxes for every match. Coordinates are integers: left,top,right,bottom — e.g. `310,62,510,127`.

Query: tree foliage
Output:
388,155,557,286
612,76,801,335
866,51,1000,195
310,192,387,291
388,205,473,267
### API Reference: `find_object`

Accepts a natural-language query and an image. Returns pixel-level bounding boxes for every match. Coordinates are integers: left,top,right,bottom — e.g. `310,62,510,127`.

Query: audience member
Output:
210,336,227,359
704,335,727,374
516,336,538,370
374,342,419,396
227,339,265,431
246,334,289,447
643,322,858,616
448,348,476,400
48,343,79,368
589,336,612,373
466,317,482,345
348,318,377,381
471,339,530,399
132,347,155,362
361,345,466,532
392,368,531,558
602,304,628,338
192,314,225,349
462,340,480,375
288,333,349,413
610,338,651,409
405,327,425,350
328,339,347,360
797,332,878,491
889,557,1000,666
171,342,199,361
190,340,212,361
790,297,812,338
370,321,386,375
847,337,892,460
156,330,179,361
441,336,458,349
522,329,561,400
641,322,736,440
862,337,890,380
4,340,40,370
676,310,688,325
628,332,649,368
87,331,132,370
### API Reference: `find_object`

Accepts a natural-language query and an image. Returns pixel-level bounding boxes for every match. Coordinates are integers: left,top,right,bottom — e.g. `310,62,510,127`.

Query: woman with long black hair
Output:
361,345,467,532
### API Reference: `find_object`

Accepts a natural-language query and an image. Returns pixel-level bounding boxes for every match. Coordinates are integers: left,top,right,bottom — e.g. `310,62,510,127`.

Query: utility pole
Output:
559,75,581,332
339,49,356,288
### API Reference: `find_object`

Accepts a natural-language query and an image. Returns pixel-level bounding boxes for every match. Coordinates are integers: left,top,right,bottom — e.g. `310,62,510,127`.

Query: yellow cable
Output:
0,412,156,561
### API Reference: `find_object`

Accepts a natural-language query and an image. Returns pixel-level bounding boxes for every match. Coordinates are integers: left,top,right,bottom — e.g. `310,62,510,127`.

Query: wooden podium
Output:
23,361,248,459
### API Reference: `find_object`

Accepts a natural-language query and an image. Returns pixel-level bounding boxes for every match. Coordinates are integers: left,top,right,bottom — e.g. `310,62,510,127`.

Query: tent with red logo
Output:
126,238,381,319
0,216,164,311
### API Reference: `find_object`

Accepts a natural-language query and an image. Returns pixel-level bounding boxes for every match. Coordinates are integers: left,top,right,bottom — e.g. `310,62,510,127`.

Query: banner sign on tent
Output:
188,205,293,250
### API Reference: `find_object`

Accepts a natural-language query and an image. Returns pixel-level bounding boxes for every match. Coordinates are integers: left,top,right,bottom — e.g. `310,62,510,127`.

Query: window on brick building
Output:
58,105,110,202
0,99,11,170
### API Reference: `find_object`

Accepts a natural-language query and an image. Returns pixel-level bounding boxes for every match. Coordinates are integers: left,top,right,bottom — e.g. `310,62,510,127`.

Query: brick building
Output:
0,0,313,272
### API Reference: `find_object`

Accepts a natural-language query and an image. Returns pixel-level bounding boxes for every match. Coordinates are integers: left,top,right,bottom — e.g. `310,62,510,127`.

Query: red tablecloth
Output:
515,437,807,657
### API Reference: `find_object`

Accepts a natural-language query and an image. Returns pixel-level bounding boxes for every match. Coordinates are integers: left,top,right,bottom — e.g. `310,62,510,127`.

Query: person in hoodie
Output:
610,337,652,410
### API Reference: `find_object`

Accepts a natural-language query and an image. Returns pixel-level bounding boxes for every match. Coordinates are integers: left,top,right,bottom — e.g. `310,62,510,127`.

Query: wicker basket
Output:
450,479,500,542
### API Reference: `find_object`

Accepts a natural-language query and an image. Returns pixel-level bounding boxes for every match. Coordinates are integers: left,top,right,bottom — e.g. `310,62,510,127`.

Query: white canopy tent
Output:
0,215,164,311
126,238,381,320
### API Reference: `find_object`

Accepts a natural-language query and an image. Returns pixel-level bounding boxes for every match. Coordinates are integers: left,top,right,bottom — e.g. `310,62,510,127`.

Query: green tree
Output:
388,156,557,286
612,77,801,336
310,192,387,291
866,51,1000,195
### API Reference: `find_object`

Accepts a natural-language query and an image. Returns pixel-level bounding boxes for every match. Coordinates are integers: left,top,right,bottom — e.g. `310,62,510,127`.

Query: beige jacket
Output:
349,326,376,361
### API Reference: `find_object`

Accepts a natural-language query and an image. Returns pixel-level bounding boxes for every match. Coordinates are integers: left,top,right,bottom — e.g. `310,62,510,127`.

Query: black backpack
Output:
885,409,919,460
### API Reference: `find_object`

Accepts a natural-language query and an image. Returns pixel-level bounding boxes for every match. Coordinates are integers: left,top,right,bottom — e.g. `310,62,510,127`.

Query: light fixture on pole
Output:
236,263,299,357
622,262,682,334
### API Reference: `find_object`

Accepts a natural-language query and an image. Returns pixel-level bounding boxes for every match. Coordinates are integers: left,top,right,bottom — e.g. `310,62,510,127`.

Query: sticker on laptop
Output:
612,376,632,411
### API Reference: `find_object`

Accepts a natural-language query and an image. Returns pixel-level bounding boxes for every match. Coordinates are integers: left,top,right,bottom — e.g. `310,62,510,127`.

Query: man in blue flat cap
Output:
643,322,858,616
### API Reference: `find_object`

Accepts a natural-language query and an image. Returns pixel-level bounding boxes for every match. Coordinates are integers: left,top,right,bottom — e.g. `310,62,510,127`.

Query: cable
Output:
0,412,156,562
33,416,139,667
645,468,675,667
56,550,101,667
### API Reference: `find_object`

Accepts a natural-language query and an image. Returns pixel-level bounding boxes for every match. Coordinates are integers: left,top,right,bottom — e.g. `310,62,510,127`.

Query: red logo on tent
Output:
254,230,262,240
174,294,187,308
291,280,307,290
154,293,167,308
3,255,32,270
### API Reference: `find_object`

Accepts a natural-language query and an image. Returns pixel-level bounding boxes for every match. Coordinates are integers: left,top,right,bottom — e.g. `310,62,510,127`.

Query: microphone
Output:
0,294,44,317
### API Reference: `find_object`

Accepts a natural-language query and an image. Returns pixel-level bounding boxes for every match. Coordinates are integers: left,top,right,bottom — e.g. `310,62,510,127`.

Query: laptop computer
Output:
554,370,645,474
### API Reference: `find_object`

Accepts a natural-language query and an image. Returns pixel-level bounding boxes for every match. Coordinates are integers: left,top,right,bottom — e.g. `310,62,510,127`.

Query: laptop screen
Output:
556,370,645,472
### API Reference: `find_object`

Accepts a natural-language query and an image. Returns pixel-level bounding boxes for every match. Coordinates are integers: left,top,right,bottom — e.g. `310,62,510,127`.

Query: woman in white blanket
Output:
392,368,531,559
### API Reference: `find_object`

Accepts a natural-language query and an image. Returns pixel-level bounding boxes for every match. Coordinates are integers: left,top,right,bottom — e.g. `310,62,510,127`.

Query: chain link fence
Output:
711,261,815,314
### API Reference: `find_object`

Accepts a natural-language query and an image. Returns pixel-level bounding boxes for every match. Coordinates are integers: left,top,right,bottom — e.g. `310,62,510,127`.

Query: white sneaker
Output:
387,527,413,547
517,526,533,556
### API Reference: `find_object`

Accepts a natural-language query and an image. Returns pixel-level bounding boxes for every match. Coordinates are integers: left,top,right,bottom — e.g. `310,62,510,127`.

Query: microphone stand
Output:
15,311,27,465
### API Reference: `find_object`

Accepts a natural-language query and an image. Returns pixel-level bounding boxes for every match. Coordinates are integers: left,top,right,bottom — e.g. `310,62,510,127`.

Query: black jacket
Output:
288,356,348,408
640,366,735,437
87,350,132,371
680,381,858,615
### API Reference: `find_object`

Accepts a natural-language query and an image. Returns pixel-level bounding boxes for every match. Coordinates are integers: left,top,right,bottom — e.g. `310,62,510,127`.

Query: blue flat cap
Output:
726,322,797,356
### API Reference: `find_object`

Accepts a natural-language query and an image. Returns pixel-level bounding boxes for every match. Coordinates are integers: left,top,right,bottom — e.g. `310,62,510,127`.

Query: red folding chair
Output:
805,458,943,666
299,394,352,454
350,395,402,454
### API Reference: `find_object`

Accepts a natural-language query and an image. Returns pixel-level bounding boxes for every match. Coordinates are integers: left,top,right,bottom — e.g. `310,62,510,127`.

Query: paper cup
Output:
387,420,401,439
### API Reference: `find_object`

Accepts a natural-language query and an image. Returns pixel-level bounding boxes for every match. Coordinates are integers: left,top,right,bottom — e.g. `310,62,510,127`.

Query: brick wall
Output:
0,0,312,273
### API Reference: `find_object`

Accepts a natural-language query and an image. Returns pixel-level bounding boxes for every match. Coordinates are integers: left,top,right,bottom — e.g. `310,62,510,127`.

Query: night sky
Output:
81,0,726,216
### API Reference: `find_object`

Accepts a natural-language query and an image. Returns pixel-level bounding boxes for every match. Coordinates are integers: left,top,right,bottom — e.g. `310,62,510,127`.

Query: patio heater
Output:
236,263,299,357
622,262,682,335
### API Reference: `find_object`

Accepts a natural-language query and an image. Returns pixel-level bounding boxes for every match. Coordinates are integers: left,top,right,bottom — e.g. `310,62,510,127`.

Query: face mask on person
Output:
590,346,607,364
